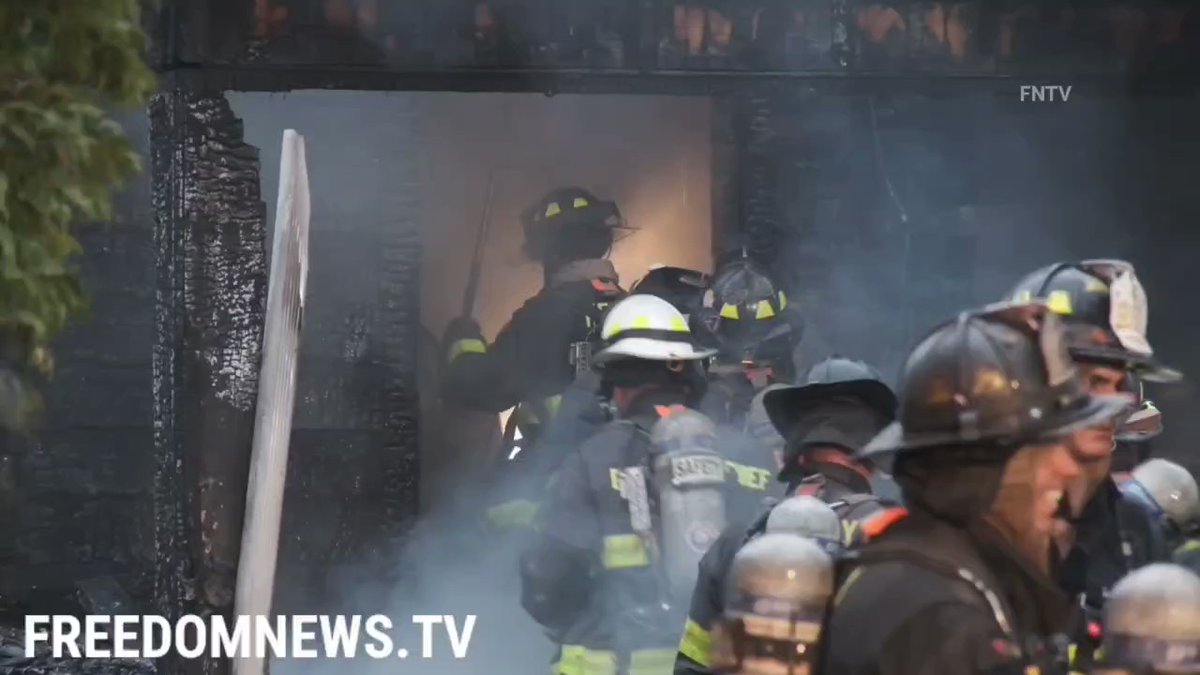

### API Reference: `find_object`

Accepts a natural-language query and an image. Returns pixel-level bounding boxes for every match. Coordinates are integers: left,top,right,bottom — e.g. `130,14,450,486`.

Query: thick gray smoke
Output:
229,84,1200,674
230,89,715,673
271,491,554,674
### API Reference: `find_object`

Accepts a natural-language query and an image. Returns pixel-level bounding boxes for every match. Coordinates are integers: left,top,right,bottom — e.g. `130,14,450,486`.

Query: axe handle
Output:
461,173,496,318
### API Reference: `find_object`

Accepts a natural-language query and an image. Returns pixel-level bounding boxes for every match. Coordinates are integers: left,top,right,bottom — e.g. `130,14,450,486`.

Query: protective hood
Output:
778,399,891,481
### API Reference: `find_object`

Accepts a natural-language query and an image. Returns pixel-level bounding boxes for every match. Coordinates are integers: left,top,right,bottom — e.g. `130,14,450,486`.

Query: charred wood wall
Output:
0,114,158,618
226,93,423,615
149,91,268,675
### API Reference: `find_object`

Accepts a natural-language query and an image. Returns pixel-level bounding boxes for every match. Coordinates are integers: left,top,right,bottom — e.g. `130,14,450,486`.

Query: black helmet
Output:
630,265,711,318
698,256,798,364
763,356,897,439
1007,259,1181,382
521,187,625,264
861,301,1130,458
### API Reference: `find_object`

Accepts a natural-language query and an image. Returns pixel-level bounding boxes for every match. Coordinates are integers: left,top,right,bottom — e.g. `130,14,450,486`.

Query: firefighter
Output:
695,253,802,428
1095,563,1200,675
519,293,719,675
633,258,792,526
709,533,835,675
821,301,1129,674
763,356,899,524
631,265,711,322
441,186,627,528
1007,259,1177,665
745,384,787,472
715,384,790,527
1120,459,1200,572
631,263,786,523
673,356,893,675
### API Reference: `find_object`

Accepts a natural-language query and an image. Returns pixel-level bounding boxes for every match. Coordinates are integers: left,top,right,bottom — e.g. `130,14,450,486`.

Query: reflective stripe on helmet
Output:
1047,290,1073,315
446,338,486,363
679,619,712,667
602,534,650,569
1013,287,1073,315
604,315,689,340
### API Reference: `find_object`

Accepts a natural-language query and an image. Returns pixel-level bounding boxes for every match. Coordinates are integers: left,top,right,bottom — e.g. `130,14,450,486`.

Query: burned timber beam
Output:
150,90,268,675
161,67,1200,99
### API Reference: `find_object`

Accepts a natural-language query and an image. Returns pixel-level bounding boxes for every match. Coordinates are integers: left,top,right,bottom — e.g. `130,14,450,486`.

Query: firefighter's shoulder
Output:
826,539,1013,672
577,419,644,476
858,505,908,542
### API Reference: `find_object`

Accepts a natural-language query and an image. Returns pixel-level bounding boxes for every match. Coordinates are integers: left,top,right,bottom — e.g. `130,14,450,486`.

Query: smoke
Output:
229,89,715,672
272,485,553,674
227,77,1200,675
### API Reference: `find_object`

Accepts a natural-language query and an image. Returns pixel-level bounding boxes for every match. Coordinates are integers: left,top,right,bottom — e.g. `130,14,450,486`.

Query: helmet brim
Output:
1115,404,1163,442
1069,344,1183,384
764,380,897,437
593,338,717,366
858,393,1131,459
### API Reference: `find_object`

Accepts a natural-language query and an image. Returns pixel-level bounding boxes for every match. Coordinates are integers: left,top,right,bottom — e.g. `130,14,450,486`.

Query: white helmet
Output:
593,294,717,366
1130,458,1200,530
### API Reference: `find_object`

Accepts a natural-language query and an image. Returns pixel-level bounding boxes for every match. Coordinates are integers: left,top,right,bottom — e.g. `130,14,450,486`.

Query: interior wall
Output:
419,93,714,340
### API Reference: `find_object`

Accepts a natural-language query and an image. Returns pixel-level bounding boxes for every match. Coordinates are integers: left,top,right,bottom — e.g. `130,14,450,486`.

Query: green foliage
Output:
0,2,155,428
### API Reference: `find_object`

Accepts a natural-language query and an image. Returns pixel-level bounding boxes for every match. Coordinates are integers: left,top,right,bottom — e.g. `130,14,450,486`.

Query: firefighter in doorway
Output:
520,293,719,675
441,186,629,529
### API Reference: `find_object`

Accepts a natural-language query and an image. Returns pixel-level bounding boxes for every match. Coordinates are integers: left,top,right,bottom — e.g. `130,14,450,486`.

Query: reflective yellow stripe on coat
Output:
603,534,650,569
553,647,676,675
724,460,772,491
447,338,486,363
678,619,712,667
485,499,540,529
